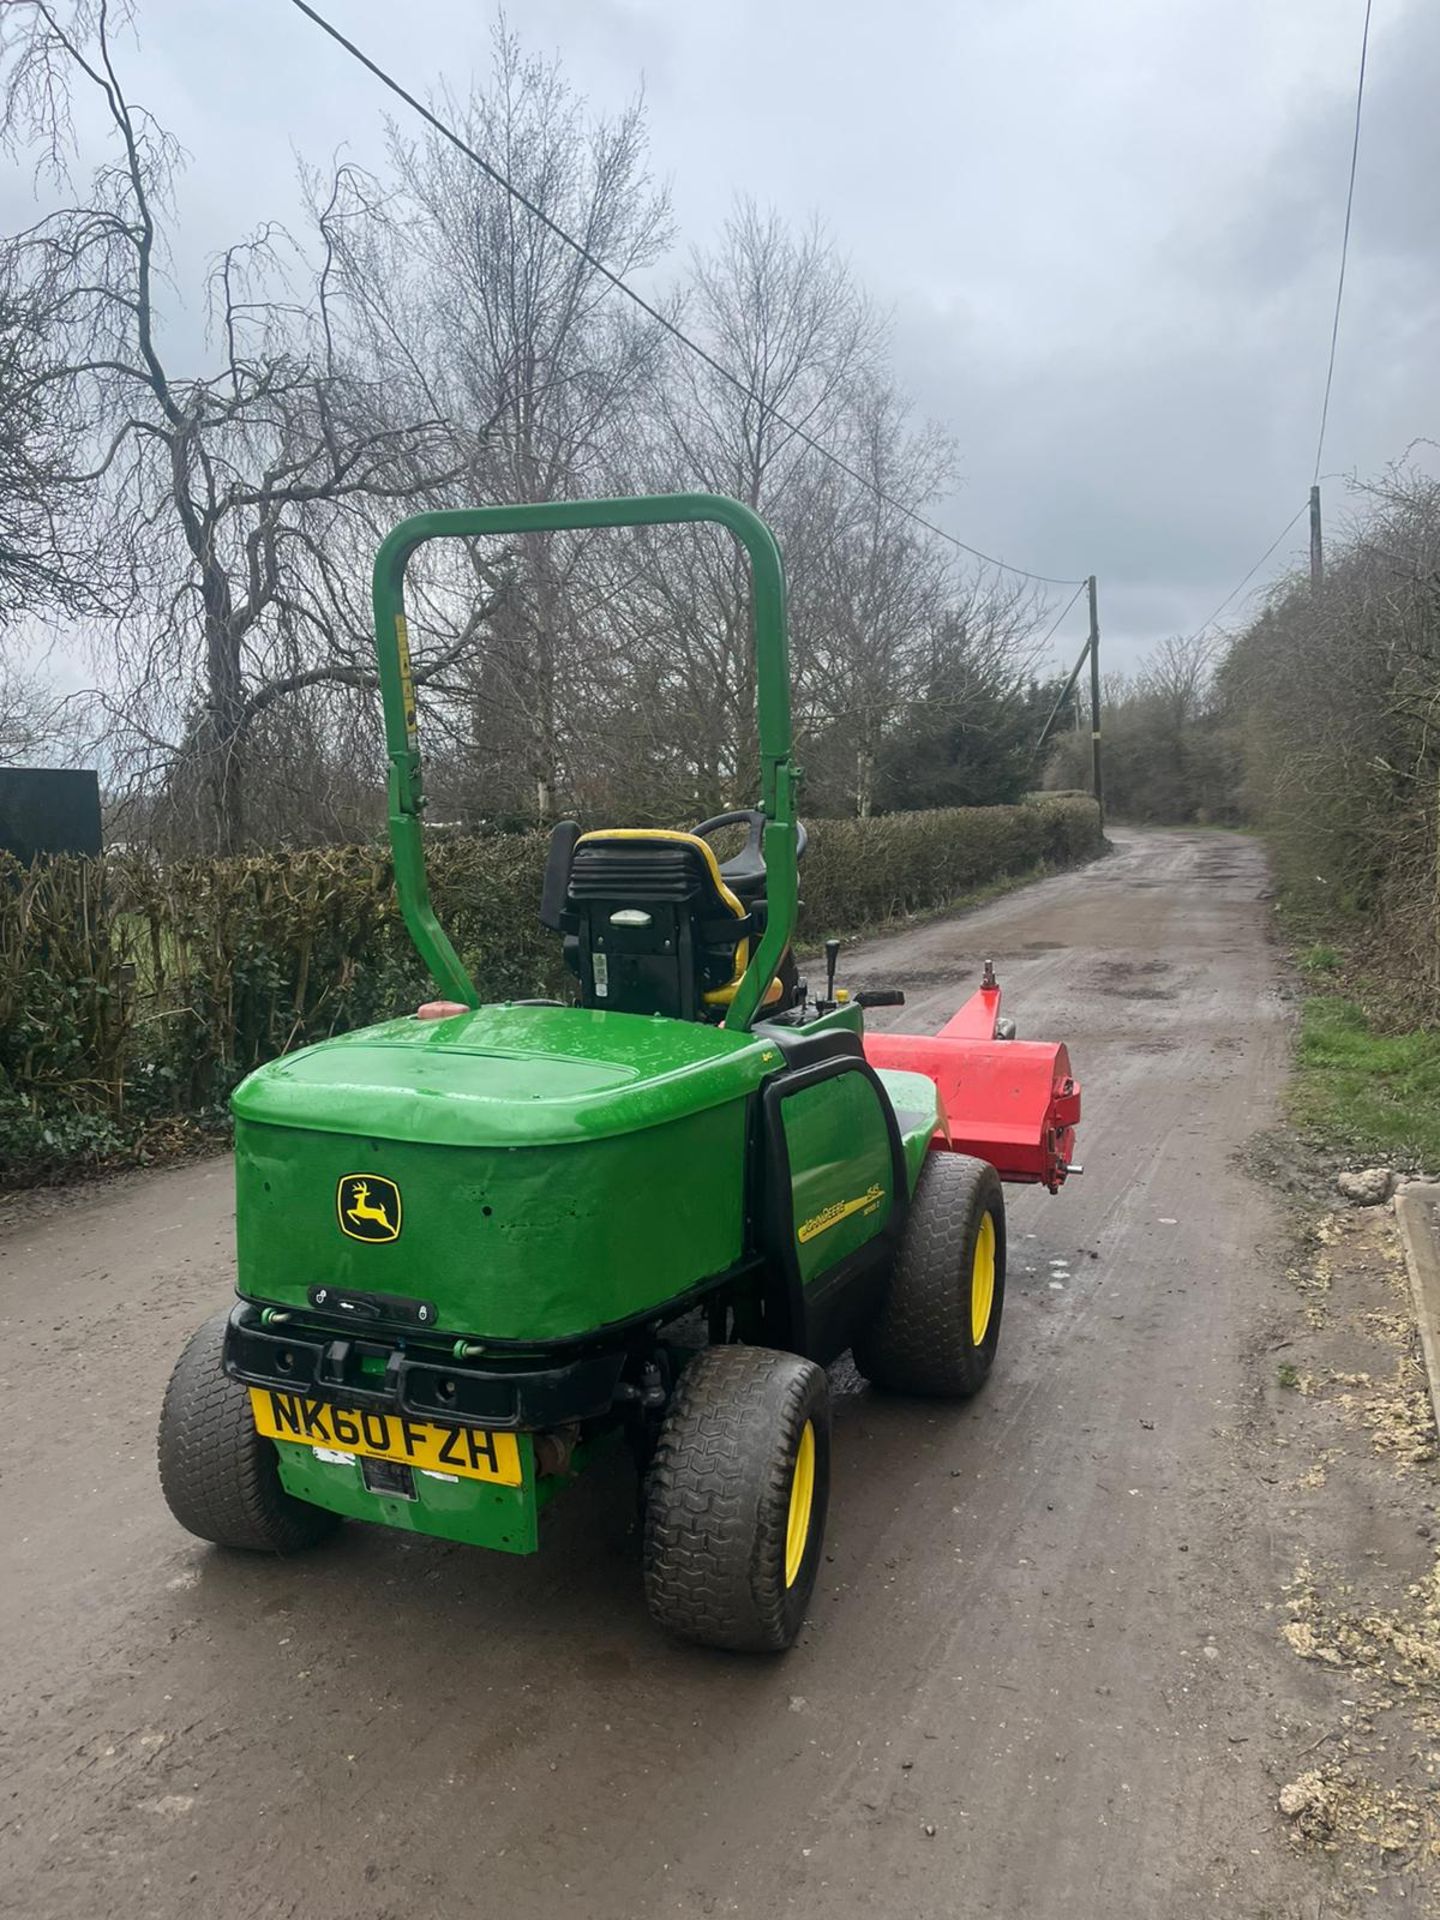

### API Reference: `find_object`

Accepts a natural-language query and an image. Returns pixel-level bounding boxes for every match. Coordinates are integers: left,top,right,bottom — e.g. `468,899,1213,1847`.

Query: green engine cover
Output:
231,1004,784,1343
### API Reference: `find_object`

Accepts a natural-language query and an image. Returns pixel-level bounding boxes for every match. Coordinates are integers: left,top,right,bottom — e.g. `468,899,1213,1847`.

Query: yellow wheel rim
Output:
971,1211,997,1347
785,1420,816,1588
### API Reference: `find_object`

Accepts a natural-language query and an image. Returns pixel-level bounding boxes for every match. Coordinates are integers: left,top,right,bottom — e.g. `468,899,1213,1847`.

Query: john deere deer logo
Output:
337,1173,402,1243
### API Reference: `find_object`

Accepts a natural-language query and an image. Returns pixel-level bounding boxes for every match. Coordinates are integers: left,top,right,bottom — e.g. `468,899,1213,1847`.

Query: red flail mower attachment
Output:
863,962,1081,1192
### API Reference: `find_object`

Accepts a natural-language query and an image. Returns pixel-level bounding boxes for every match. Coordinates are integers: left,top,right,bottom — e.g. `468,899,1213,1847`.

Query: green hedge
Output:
0,797,1100,1183
799,797,1100,933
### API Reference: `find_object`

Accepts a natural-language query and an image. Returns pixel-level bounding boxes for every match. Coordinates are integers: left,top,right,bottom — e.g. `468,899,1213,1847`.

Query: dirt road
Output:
1,829,1344,1918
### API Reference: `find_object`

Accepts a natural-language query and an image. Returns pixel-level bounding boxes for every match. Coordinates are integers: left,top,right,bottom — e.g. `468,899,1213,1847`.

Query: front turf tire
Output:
853,1153,1006,1397
158,1310,339,1553
643,1345,830,1653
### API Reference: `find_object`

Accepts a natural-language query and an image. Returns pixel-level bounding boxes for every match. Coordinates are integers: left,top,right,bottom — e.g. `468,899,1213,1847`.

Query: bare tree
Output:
0,0,482,851
1046,631,1238,823
0,7,1054,842
318,27,672,823
1140,632,1216,730
792,383,956,814
0,290,107,627
1222,462,1440,1000
0,639,89,763
561,206,1039,822
626,201,884,809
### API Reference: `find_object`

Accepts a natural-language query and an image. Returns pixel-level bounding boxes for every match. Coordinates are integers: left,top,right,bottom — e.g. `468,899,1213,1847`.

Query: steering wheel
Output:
691,808,807,865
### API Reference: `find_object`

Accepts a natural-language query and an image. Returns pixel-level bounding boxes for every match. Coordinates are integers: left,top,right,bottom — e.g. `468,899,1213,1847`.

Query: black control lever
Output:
823,938,840,1004
855,988,905,1009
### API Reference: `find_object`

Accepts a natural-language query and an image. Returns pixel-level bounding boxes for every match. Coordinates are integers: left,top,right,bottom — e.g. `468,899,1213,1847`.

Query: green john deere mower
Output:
158,493,1082,1652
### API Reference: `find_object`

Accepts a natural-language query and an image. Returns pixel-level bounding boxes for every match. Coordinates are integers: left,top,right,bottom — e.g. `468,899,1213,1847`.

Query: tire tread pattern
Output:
157,1311,338,1553
643,1345,828,1653
853,1153,1005,1397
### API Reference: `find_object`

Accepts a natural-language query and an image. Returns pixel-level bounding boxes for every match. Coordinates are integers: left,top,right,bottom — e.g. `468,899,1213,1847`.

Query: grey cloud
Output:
6,0,1436,674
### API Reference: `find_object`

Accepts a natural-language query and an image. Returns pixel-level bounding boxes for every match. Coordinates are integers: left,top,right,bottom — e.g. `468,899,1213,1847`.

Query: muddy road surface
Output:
2,830,1336,1918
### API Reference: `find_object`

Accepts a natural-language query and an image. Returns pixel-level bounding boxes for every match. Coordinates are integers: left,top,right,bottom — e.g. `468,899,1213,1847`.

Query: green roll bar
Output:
371,493,798,1033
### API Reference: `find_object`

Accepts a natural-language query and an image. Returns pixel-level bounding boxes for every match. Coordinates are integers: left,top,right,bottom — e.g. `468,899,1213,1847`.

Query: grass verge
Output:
1291,992,1440,1169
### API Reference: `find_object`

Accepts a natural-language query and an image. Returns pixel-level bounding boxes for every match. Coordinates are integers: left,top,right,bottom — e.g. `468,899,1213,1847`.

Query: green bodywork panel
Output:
875,1067,944,1193
781,1071,896,1282
275,1433,540,1552
233,1002,783,1147
231,1007,939,1344
774,1064,938,1279
232,1004,786,1342
236,1110,746,1344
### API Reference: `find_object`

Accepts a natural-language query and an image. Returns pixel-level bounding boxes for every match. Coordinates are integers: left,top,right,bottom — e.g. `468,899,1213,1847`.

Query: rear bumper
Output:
271,1430,546,1554
223,1302,628,1432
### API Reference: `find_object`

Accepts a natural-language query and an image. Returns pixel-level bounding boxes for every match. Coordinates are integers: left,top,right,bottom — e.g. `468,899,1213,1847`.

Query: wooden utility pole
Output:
1087,574,1103,823
1309,483,1324,589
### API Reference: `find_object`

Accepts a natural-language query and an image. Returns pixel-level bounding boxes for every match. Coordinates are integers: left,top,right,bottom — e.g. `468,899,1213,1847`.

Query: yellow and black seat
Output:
554,828,785,1021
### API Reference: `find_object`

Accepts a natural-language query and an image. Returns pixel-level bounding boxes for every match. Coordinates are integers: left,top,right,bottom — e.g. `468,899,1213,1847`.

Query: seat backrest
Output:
563,830,751,1020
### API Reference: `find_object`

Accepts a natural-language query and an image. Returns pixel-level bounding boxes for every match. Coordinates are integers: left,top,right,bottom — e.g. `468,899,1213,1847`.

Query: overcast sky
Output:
13,0,1440,673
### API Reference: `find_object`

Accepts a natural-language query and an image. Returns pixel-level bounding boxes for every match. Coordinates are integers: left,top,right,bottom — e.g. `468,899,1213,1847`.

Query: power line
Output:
287,0,1086,591
1313,0,1374,485
1036,579,1086,657
1187,501,1310,643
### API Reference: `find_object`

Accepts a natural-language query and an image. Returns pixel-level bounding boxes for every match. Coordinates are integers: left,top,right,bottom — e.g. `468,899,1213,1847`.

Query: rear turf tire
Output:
643,1345,830,1653
853,1153,1006,1397
158,1310,339,1553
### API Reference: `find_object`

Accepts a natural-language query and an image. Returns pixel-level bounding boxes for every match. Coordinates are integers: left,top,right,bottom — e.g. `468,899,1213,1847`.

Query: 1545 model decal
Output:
797,1182,885,1245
